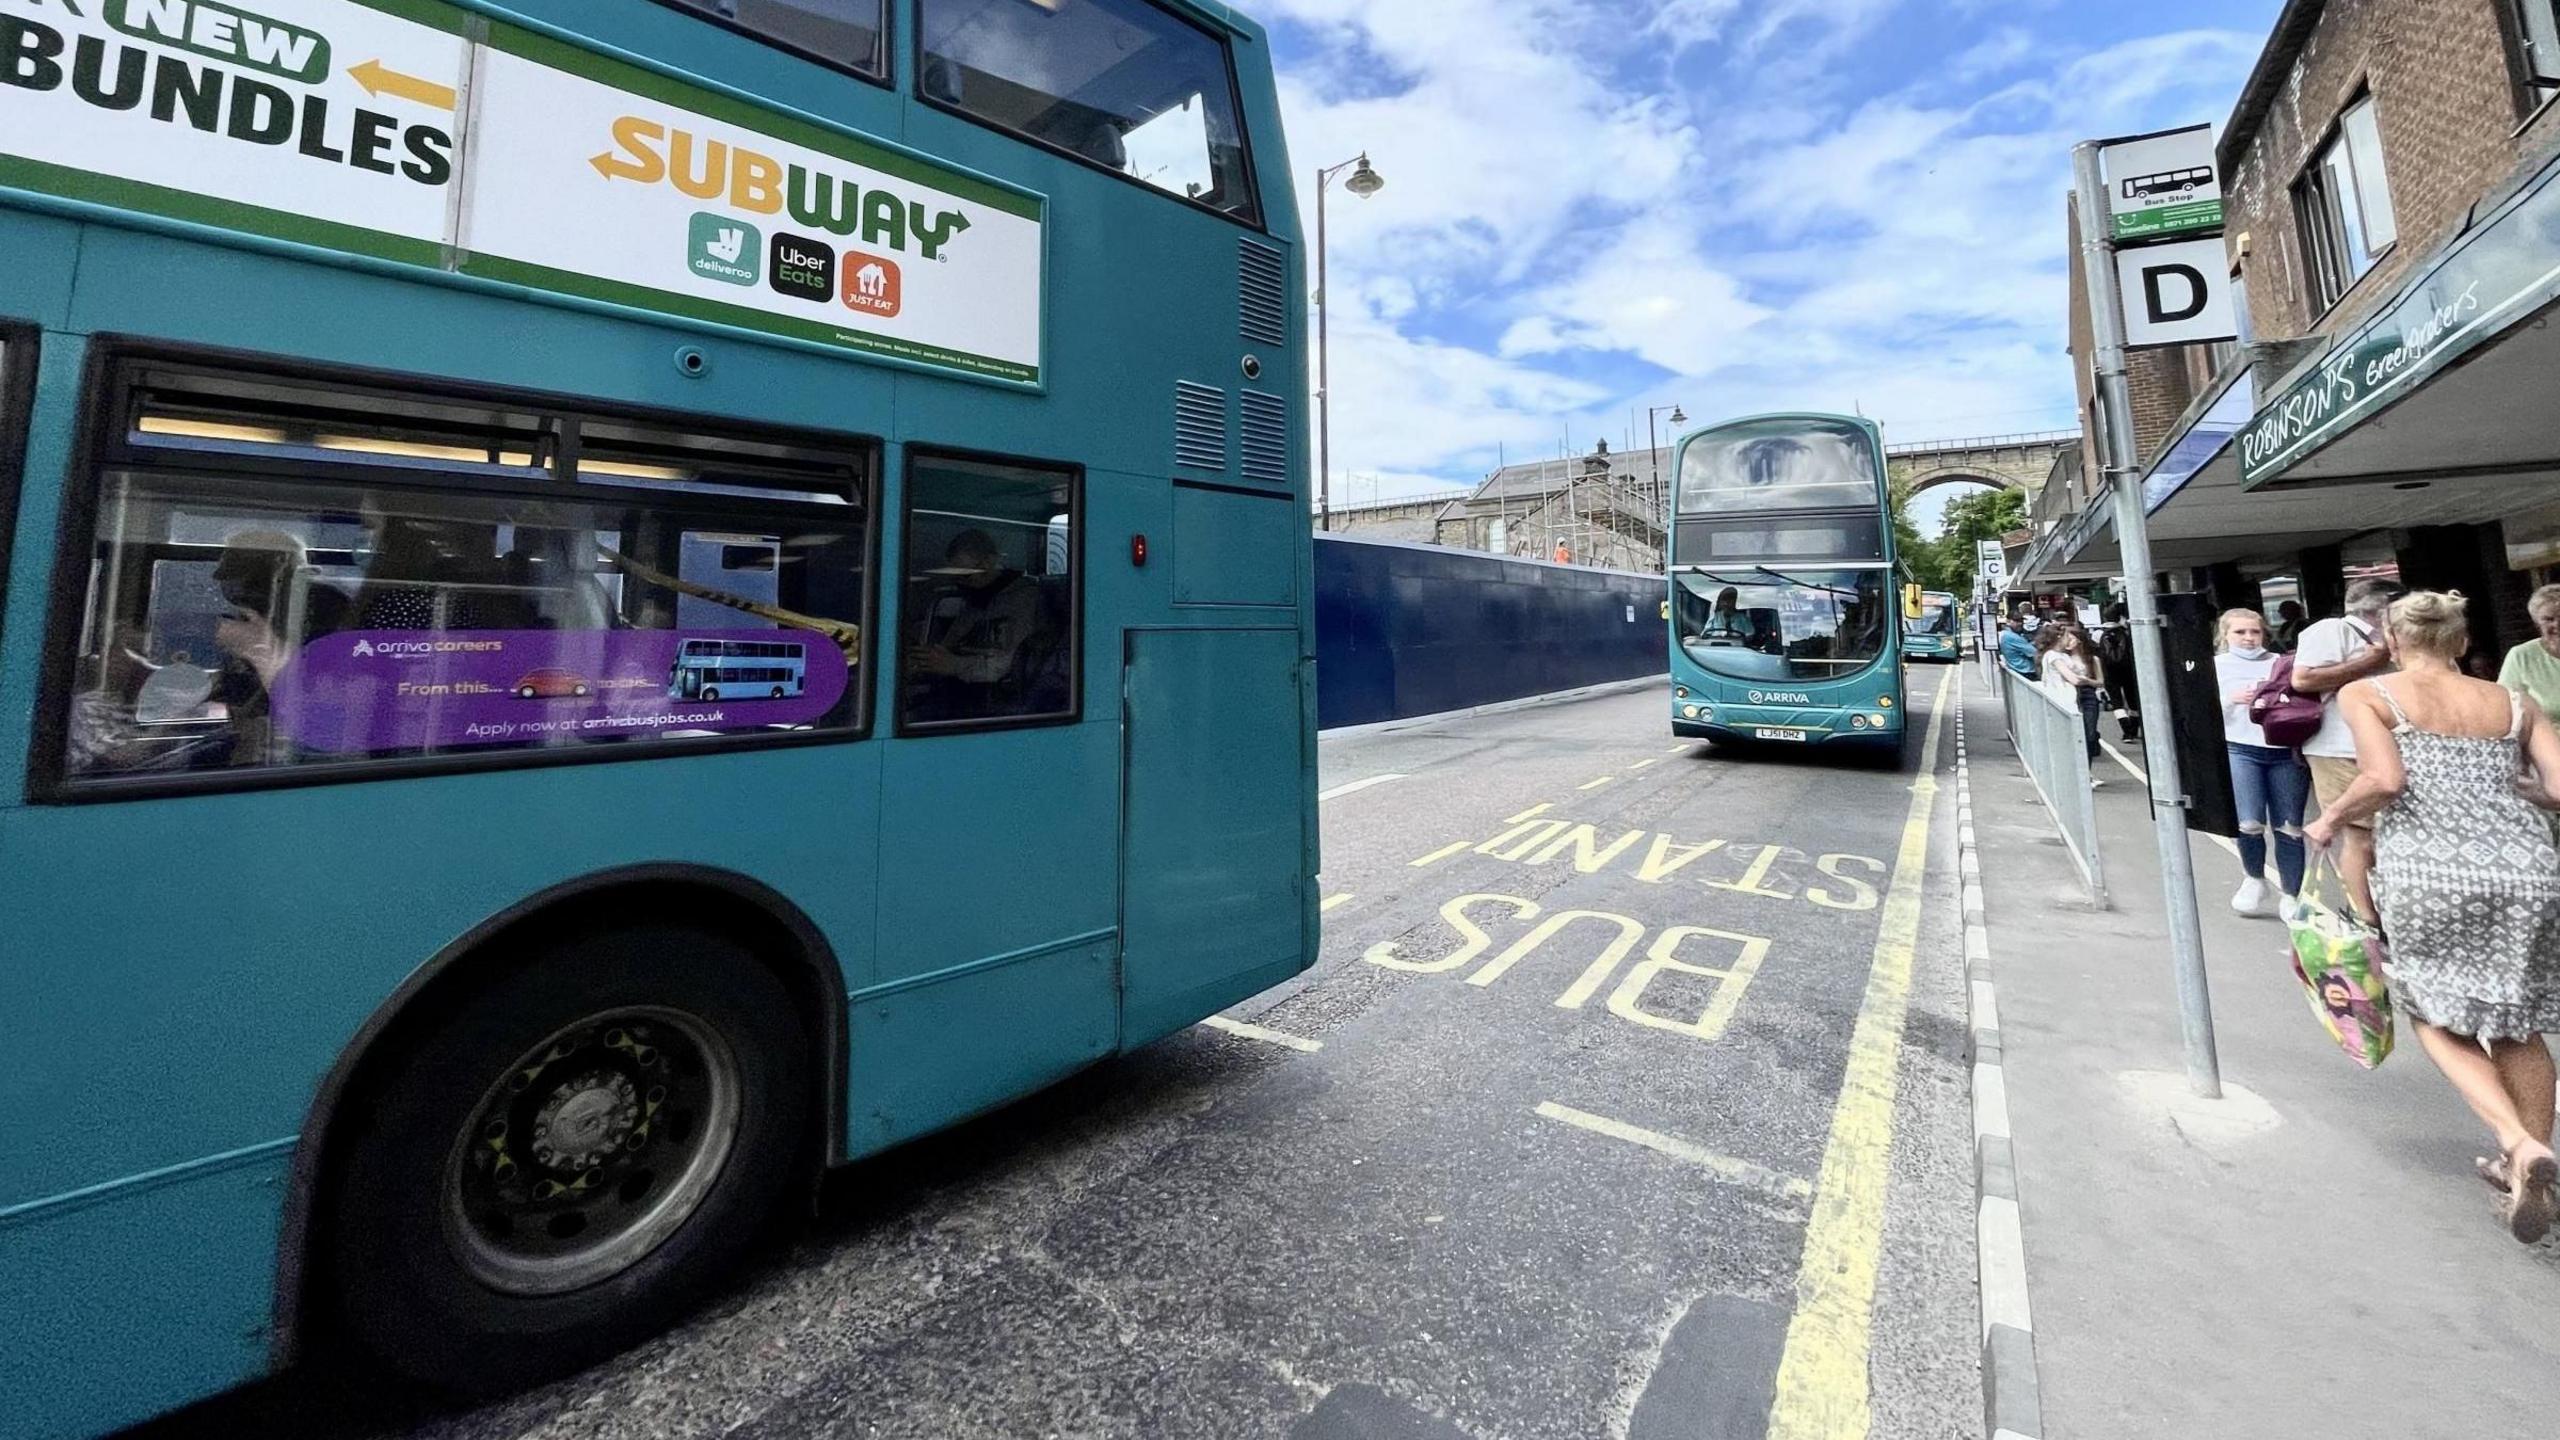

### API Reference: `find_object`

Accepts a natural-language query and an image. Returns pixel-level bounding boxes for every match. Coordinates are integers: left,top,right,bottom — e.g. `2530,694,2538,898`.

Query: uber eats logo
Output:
768,231,832,302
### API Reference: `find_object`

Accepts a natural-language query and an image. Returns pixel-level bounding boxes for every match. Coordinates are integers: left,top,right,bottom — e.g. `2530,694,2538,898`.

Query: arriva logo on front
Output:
1748,689,1813,705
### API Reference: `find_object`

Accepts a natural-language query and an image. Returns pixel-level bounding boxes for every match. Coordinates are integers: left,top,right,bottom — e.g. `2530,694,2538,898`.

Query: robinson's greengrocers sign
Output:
2238,157,2560,487
0,0,1046,383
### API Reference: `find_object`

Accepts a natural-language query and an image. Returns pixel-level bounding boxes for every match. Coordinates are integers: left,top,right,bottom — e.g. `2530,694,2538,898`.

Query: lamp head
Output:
1345,155,1384,198
1668,405,1687,424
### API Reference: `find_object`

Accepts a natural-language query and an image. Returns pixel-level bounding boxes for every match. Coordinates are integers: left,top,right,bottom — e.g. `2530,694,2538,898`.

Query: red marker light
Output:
1131,534,1149,567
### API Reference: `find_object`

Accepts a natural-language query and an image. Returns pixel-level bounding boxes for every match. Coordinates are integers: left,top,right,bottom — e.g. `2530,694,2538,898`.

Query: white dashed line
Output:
1200,1015,1323,1052
1319,773,1408,802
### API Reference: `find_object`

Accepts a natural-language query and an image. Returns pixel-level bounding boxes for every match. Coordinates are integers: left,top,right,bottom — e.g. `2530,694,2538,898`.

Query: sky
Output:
1265,0,2283,532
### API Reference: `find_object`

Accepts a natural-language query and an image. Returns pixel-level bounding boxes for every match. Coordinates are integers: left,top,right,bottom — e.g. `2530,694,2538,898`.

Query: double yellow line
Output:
1765,665,1954,1438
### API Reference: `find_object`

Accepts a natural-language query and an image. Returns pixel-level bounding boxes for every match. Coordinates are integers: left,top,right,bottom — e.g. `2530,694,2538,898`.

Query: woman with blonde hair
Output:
2307,591,2560,1243
2215,608,2307,913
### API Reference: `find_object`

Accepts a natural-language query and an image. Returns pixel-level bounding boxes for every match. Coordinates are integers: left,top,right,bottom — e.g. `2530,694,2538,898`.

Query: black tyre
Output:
324,928,810,1395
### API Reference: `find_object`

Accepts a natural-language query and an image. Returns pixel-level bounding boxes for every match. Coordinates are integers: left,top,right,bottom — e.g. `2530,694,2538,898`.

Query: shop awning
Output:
2239,145,2560,494
2024,145,2560,585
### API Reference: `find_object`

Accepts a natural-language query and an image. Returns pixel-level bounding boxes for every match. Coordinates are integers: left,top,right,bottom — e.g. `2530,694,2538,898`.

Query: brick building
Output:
2024,0,2560,665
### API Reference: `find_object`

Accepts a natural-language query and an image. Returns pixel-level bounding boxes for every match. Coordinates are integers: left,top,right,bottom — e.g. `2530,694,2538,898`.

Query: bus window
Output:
1676,417,1883,515
653,0,888,80
899,453,1077,729
53,362,876,787
918,0,1261,224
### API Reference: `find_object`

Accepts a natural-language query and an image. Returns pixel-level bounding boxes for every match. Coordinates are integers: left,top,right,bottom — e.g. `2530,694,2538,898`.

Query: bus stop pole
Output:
2071,142,2224,1099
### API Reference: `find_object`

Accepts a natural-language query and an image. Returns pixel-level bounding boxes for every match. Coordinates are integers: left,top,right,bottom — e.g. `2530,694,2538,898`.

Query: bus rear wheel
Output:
323,928,809,1395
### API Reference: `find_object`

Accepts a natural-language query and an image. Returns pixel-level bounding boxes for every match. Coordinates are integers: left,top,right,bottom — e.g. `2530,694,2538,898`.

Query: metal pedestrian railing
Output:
2001,667,2108,905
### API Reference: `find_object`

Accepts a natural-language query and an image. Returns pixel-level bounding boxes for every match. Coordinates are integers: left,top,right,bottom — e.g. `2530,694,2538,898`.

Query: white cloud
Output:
1268,3,2273,499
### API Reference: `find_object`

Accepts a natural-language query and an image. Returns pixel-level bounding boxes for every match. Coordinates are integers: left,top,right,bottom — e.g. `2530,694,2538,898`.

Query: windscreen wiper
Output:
1748,565,1863,601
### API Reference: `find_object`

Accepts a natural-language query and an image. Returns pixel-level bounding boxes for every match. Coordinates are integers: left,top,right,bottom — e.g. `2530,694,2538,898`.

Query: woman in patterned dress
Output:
2305,591,2560,1244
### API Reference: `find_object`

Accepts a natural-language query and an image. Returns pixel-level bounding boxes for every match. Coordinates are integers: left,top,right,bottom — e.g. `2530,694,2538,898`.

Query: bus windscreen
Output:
1676,418,1882,516
1672,568,1891,681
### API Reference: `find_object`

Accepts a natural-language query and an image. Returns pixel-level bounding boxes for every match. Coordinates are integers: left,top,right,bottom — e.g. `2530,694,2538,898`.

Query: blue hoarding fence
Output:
1315,534,1665,731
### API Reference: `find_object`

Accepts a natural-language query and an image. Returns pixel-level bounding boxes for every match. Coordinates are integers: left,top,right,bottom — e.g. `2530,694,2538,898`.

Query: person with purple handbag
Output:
2219,609,2311,915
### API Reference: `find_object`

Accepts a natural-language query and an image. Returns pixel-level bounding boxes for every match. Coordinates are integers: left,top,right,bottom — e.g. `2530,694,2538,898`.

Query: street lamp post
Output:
1315,153,1384,532
1645,403,1687,533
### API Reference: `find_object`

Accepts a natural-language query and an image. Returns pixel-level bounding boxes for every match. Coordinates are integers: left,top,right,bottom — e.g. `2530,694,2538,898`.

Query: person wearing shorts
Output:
2294,578,2405,924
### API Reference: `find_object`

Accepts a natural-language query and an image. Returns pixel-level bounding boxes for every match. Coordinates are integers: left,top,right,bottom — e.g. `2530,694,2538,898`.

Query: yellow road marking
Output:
1631,758,1661,771
1534,1101,1811,1205
1412,841,1473,868
1579,776,1617,790
1765,665,1953,1440
1200,1015,1322,1053
1321,893,1354,913
1505,802,1555,824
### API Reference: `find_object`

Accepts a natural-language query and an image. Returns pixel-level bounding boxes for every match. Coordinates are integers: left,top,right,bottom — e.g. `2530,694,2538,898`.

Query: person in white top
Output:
2292,578,2406,924
2214,608,2309,914
2036,621,2107,788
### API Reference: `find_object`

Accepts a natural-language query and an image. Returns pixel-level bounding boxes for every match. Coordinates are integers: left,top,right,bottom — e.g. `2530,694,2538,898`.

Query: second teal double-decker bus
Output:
1903,589,1962,662
0,0,1315,1435
1665,414,1905,751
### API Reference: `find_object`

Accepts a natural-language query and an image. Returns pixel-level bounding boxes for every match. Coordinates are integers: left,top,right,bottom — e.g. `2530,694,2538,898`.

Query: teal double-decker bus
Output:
1665,414,1906,751
1903,589,1962,662
0,1,1315,1434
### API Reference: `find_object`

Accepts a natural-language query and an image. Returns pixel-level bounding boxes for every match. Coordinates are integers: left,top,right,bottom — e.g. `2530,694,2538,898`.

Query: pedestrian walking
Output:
2293,577,2404,926
2305,591,2560,1245
2096,603,2142,742
2038,623,2105,786
2273,599,2308,653
2496,584,2560,730
2214,608,2307,914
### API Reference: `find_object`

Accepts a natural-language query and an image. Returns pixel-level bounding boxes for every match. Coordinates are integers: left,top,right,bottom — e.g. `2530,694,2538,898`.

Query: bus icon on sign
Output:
2122,166,2213,201
842,253,902,318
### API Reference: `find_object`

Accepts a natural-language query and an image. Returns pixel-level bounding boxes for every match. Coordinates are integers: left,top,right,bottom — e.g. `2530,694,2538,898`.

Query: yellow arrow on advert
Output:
348,59,456,110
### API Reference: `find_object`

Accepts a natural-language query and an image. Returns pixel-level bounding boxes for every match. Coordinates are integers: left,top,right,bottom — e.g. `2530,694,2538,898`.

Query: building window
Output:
53,359,874,790
2292,94,2398,313
2514,0,2560,104
654,0,888,79
898,453,1078,730
917,0,1261,225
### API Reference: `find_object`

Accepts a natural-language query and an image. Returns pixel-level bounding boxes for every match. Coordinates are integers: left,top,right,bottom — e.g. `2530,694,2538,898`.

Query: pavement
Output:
125,677,1981,1440
1965,673,2560,1438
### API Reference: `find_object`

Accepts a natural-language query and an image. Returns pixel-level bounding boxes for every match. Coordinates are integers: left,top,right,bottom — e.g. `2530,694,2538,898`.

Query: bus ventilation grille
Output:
1239,390,1289,484
1239,239,1288,347
1174,381,1229,472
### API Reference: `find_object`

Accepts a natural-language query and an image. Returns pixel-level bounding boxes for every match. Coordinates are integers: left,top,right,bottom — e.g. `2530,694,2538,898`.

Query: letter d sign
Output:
2116,236,2235,348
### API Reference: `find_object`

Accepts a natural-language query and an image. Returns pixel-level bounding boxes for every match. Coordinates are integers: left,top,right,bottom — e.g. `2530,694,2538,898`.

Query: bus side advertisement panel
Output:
0,0,1045,384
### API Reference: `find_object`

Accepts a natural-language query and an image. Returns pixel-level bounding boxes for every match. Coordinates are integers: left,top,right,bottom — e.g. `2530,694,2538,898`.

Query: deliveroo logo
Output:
688,212,758,286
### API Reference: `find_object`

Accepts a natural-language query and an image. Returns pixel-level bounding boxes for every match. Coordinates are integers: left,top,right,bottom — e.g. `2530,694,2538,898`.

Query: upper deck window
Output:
918,0,1261,224
655,0,889,81
1677,419,1882,516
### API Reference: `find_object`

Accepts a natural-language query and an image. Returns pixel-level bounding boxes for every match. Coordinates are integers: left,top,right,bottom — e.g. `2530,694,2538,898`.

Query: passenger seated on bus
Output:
908,528,1046,722
350,511,536,631
210,530,351,764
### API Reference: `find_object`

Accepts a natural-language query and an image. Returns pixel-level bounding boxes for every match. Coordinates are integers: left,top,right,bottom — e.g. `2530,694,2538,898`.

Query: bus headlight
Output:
1878,696,1895,708
1850,714,1869,729
1683,704,1702,719
1676,686,1689,699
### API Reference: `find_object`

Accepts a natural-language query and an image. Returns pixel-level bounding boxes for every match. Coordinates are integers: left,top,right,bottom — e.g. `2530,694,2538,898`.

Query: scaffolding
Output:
1434,437,1669,572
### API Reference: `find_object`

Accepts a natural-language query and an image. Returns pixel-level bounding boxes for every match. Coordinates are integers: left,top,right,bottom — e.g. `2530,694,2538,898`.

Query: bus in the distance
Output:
1665,414,1905,751
1903,589,1962,663
0,1,1314,1434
